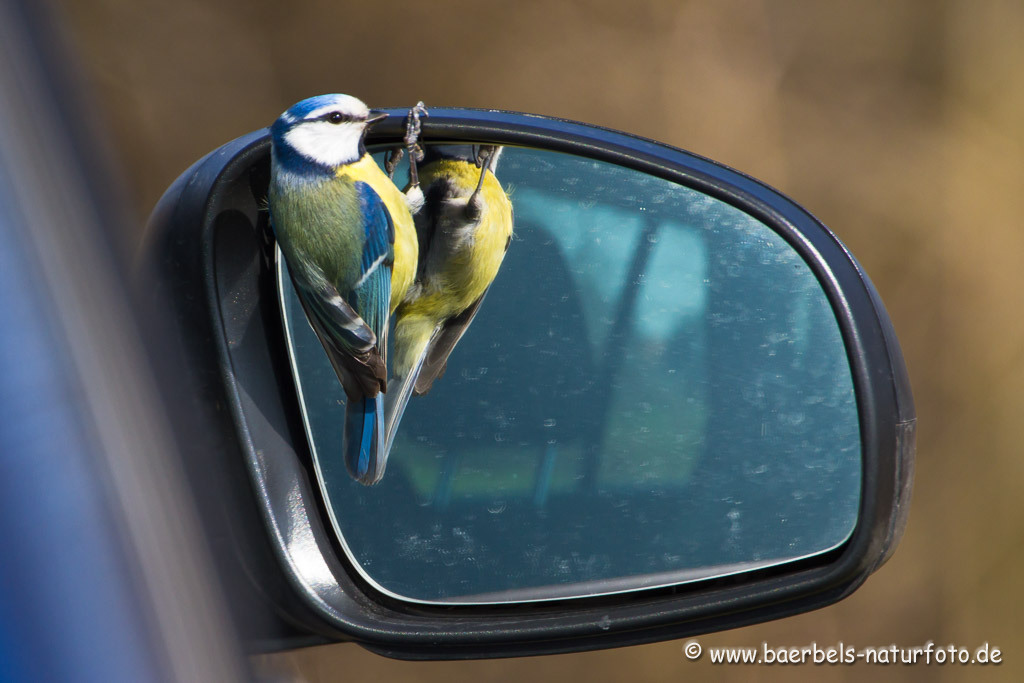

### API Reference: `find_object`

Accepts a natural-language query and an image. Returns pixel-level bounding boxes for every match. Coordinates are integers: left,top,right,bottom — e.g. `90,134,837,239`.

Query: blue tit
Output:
268,93,409,486
384,145,514,453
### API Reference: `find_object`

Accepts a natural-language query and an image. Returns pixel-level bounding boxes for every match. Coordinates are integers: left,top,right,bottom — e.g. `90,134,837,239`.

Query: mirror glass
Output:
278,145,861,604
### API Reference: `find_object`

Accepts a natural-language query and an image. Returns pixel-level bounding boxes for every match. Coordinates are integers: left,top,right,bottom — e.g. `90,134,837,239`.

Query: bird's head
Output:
270,94,387,170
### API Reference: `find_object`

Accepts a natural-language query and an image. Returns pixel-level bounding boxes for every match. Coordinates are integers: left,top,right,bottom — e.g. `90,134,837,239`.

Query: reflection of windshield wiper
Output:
580,217,660,491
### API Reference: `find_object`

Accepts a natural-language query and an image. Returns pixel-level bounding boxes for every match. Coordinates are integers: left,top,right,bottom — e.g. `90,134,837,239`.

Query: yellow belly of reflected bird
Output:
392,160,513,377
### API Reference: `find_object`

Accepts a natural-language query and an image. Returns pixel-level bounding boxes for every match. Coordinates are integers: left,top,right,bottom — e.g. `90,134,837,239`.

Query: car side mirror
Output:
144,107,914,658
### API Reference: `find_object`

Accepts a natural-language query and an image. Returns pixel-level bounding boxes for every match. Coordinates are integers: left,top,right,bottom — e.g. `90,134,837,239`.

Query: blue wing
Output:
343,181,394,485
350,181,394,355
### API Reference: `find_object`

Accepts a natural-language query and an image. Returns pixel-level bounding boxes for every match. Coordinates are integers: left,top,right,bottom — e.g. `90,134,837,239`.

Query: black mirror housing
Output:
142,108,914,659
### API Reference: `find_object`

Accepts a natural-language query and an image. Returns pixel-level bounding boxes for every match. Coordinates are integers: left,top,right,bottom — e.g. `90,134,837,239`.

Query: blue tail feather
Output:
344,394,385,485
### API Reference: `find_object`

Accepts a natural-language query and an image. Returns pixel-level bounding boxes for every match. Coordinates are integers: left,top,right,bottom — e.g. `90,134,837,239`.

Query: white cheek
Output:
284,121,364,166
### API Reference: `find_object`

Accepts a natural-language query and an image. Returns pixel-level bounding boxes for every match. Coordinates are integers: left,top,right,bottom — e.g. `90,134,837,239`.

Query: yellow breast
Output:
338,154,418,314
410,160,514,318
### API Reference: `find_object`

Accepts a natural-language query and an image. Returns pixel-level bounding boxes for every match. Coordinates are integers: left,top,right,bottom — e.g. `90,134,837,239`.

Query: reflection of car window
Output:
513,191,706,347
282,147,861,604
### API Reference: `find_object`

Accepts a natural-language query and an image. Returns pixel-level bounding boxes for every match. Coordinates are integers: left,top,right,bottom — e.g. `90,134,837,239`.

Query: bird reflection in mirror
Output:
384,144,515,457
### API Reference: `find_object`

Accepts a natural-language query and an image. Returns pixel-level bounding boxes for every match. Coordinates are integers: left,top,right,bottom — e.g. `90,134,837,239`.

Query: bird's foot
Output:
464,145,496,219
404,101,428,187
384,147,405,178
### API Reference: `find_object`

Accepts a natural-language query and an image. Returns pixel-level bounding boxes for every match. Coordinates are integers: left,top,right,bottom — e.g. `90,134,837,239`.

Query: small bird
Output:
384,144,514,454
268,93,410,486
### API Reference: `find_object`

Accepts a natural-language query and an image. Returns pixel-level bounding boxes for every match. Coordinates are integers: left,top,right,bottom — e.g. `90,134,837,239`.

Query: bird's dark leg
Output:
402,102,429,213
384,147,404,178
404,101,428,188
464,145,495,221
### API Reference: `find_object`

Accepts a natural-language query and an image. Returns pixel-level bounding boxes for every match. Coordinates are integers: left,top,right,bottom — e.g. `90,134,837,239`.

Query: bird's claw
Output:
384,147,405,178
404,101,428,154
405,101,428,187
465,145,495,217
474,145,488,168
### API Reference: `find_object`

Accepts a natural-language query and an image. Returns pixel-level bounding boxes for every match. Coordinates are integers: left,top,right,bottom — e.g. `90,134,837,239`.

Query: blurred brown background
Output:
57,0,1021,680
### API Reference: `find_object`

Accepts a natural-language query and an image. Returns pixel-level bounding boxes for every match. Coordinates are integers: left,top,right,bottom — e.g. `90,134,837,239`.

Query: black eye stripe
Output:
321,111,362,124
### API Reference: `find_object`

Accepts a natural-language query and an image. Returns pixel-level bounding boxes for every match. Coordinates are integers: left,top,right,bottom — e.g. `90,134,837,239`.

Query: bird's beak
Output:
366,111,388,125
